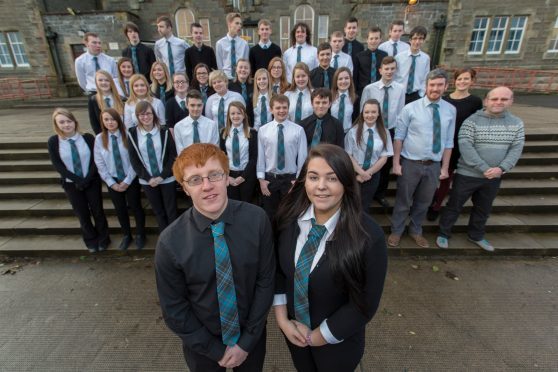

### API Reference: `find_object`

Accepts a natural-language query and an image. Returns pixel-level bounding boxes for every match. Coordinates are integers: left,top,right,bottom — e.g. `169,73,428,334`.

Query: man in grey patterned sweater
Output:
436,86,524,252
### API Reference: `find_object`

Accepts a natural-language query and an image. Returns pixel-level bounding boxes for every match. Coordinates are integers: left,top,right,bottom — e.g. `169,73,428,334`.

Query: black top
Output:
310,66,336,89
127,126,176,182
87,96,103,135
228,81,255,126
275,212,387,339
353,49,388,94
299,113,345,149
342,38,364,58
219,128,258,179
165,97,189,128
155,199,275,361
443,94,484,170
249,43,282,76
185,44,218,81
47,133,99,189
121,42,156,82
152,87,175,106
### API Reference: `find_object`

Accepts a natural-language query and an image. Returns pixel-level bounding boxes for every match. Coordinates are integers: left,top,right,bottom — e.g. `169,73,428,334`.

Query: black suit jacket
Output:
275,213,387,340
353,49,387,94
87,96,102,135
219,128,258,180
299,113,345,149
342,38,364,58
155,200,275,361
121,42,156,82
127,126,176,182
165,97,189,128
310,66,336,89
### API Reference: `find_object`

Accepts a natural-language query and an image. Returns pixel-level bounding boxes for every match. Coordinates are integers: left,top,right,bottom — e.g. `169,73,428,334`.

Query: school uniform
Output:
152,86,174,108
310,66,335,89
220,127,258,202
394,50,431,104
122,42,157,82
88,94,116,135
330,92,354,133
353,49,388,94
189,83,214,116
256,119,307,219
174,115,219,154
127,125,177,232
94,131,145,244
165,95,189,129
48,133,109,251
228,81,255,126
329,51,353,73
378,39,410,57
275,207,387,372
283,43,318,83
285,88,313,124
215,34,250,80
184,44,218,81
205,91,246,130
249,41,282,76
154,35,189,75
74,52,118,93
345,125,394,212
299,113,344,149
123,98,166,129
342,38,364,59
253,92,273,130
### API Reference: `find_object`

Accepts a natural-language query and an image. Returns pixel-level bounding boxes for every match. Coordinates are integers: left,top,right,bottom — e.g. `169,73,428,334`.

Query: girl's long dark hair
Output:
275,144,369,314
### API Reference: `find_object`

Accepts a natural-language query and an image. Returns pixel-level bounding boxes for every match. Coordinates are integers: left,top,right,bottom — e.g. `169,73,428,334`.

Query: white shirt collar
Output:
259,41,271,48
139,126,159,136
299,205,341,235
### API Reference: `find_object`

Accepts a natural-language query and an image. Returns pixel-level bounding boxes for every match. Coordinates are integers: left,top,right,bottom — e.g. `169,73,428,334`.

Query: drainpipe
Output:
431,15,447,68
45,27,64,85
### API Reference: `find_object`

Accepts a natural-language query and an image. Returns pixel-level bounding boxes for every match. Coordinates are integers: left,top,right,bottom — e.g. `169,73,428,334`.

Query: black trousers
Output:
142,181,177,232
182,331,266,372
261,173,296,221
107,179,145,236
62,178,109,249
360,172,380,214
228,169,257,203
439,173,501,241
286,329,365,372
405,91,421,105
373,128,395,200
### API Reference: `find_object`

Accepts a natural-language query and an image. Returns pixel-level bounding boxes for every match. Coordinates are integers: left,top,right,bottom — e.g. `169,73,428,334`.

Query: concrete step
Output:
522,141,558,153
12,97,88,109
0,140,46,150
0,160,53,172
1,231,556,256
517,152,558,165
0,149,50,161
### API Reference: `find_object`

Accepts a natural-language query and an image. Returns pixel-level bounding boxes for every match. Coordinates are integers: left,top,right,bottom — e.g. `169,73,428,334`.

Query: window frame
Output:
486,16,508,54
279,16,291,51
468,16,489,55
317,15,329,45
0,33,14,68
175,8,195,42
294,4,315,45
505,15,527,54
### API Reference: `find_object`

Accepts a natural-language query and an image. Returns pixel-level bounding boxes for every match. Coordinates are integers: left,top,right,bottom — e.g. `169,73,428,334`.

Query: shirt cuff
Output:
319,319,343,344
257,171,266,179
273,294,287,306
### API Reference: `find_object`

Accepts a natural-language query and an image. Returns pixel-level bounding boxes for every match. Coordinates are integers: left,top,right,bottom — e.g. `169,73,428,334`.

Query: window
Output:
486,16,508,54
468,17,489,54
175,8,195,41
280,16,291,51
294,5,315,44
317,15,329,45
199,18,211,44
506,16,527,53
0,34,13,67
548,17,558,52
0,31,29,68
241,28,257,47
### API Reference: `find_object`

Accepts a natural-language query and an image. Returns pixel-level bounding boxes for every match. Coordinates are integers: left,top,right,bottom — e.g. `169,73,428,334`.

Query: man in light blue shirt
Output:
388,69,456,249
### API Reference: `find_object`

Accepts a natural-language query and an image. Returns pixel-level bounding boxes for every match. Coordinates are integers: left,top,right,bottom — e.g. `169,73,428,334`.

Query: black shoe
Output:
135,234,146,250
118,235,133,251
375,197,390,208
98,239,111,252
427,207,439,222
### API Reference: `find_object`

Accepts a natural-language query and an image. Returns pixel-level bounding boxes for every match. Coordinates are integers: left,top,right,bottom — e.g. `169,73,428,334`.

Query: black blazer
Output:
47,133,99,190
152,87,175,105
165,97,189,129
299,113,345,149
184,44,218,81
353,49,388,94
342,38,364,58
87,96,103,135
121,42,156,82
219,128,258,180
275,213,387,340
228,81,255,126
127,126,177,182
310,66,336,89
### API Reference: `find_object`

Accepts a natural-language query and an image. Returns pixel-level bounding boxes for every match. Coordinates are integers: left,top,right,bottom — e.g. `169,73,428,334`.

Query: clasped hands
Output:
278,319,326,348
218,344,249,369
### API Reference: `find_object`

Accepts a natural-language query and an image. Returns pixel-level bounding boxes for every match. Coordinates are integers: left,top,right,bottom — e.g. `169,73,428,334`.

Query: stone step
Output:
1,231,557,256
517,152,558,165
0,149,49,161
12,97,88,109
522,141,558,153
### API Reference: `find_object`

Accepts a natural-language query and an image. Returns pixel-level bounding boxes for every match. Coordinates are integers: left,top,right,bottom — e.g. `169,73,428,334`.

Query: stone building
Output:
0,0,556,98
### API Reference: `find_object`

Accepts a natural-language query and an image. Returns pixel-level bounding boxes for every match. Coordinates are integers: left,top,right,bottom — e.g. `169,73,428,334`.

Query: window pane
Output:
0,34,14,67
294,5,314,44
175,8,195,40
199,18,211,44
318,15,329,44
487,16,508,53
468,17,489,54
7,32,29,66
506,16,527,53
280,16,291,51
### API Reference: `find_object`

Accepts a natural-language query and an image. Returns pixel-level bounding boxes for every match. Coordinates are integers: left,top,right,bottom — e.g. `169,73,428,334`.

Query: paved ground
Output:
0,255,557,372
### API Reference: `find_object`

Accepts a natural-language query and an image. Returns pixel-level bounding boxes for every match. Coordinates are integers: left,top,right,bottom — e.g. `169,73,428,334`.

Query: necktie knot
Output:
210,221,225,236
278,123,283,130
341,93,346,100
111,134,117,140
233,128,238,135
368,128,373,134
68,139,75,145
309,218,327,240
430,103,439,109
146,133,152,139
298,91,303,99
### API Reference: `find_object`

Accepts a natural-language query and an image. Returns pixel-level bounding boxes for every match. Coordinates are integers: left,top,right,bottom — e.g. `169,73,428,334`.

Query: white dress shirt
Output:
329,51,354,73
378,39,410,57
93,131,136,187
173,115,219,154
215,34,250,79
330,91,354,132
253,92,272,130
154,35,189,74
285,88,313,123
59,133,91,181
283,43,318,83
124,98,166,129
345,124,394,168
136,126,175,185
74,52,118,92
394,50,431,97
205,91,246,125
225,126,250,171
256,119,308,178
360,80,405,130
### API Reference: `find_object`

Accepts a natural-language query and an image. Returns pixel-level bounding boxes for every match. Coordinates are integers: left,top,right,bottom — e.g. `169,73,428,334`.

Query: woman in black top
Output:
190,63,215,116
164,72,190,129
150,61,174,107
228,59,254,125
48,108,110,253
273,144,387,372
428,67,484,220
88,70,124,134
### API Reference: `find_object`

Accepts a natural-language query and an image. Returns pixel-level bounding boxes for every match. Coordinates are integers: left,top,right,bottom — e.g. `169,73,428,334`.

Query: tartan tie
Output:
125,80,130,96
407,55,417,94
218,97,225,129
179,100,186,111
241,82,248,102
338,93,346,123
272,84,279,94
232,128,240,167
277,123,285,170
159,86,166,106
383,86,390,128
393,42,398,56
145,133,160,177
167,41,175,76
131,46,140,73
323,70,329,88
333,54,339,70
104,97,111,108
260,96,268,126
362,128,374,170
294,218,327,327
310,119,322,148
370,51,377,82
348,41,352,56
297,45,302,62
295,92,303,123
192,120,200,144
111,134,126,181
210,222,241,346
231,39,237,78
68,139,83,178
201,86,208,105
430,103,442,154
93,56,100,71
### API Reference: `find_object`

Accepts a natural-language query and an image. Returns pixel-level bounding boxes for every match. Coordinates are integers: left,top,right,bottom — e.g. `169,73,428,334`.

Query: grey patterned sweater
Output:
456,110,525,178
